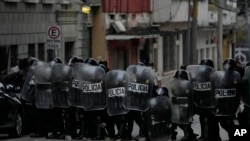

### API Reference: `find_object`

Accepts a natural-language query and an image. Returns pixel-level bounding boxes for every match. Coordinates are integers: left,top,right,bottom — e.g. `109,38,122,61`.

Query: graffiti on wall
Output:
235,46,249,65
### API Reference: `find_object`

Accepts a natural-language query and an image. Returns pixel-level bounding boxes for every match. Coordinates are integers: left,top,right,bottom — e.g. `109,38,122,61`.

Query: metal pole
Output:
246,0,250,61
191,0,198,64
186,0,191,65
245,0,250,124
217,0,223,70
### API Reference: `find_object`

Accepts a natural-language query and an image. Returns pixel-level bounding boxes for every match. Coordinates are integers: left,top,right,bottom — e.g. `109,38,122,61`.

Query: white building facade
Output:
152,0,237,79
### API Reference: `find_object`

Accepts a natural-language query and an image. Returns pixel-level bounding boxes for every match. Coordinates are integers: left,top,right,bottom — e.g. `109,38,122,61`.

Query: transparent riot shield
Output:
211,71,241,116
105,70,129,116
169,78,193,124
20,60,45,103
51,63,71,108
33,63,53,109
186,65,216,108
68,63,106,110
145,96,172,141
241,66,250,107
126,65,155,111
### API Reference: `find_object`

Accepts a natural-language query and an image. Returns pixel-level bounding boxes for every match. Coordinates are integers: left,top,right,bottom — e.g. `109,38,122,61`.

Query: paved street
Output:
0,115,229,141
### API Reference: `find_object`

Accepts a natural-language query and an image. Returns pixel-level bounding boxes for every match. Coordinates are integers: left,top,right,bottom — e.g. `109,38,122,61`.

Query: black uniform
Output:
105,69,130,140
187,59,216,141
209,58,241,141
170,70,197,141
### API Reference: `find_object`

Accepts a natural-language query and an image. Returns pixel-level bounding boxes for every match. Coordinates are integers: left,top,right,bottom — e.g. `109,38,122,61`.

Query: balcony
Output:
87,0,101,6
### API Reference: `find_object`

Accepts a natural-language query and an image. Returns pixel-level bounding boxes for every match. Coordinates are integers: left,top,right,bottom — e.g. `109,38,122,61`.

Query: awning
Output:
106,34,159,40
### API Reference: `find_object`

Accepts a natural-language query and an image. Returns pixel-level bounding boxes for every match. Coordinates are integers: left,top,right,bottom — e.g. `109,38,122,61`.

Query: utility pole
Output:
245,0,250,125
191,0,198,64
217,0,223,70
246,0,250,62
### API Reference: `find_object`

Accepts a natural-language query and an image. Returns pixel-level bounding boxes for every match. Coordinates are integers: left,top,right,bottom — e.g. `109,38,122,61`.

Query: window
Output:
109,14,115,20
42,4,52,12
206,48,210,58
200,49,204,61
47,49,54,61
38,43,45,60
163,32,176,72
25,3,36,12
120,14,127,20
61,4,71,10
28,44,35,57
10,45,18,67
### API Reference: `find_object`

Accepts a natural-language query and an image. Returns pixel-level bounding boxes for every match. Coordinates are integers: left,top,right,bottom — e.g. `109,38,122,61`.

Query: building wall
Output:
91,6,107,61
152,0,209,27
152,0,171,23
208,10,236,25
0,0,90,72
108,40,138,70
102,0,151,13
196,29,217,68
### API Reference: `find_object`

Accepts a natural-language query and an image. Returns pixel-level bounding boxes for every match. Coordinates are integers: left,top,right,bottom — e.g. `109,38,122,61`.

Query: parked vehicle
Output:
0,82,23,137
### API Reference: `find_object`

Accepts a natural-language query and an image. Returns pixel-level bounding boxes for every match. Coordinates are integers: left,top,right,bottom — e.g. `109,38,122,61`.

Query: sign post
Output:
47,26,62,50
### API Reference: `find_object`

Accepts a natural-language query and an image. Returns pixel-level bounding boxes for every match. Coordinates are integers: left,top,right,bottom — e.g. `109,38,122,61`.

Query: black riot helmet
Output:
99,64,108,73
85,58,98,66
18,57,39,70
49,57,62,63
78,58,84,63
199,58,214,68
67,56,79,66
174,70,189,80
245,61,250,67
48,57,62,66
137,62,145,66
223,58,237,71
155,86,169,97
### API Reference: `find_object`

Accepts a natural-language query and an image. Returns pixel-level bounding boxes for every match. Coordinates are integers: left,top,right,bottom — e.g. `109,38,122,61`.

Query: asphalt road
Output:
0,115,229,141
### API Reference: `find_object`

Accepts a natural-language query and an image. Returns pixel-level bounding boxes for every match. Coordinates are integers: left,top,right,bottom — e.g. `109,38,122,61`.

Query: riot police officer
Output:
187,58,215,141
105,69,130,140
126,63,155,141
145,86,172,141
170,70,197,141
46,57,66,139
83,58,105,140
65,56,83,140
237,62,250,128
210,58,241,141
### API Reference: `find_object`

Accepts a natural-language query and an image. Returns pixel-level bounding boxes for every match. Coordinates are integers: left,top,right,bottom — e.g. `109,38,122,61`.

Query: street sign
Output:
47,26,62,49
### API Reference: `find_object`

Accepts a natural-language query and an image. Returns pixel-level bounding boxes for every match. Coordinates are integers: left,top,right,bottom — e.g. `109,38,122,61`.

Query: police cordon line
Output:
2,56,250,141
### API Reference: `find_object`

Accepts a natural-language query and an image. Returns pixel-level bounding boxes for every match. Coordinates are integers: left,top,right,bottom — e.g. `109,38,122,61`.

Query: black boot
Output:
197,116,209,141
115,116,127,140
180,124,197,141
92,116,105,140
171,123,178,140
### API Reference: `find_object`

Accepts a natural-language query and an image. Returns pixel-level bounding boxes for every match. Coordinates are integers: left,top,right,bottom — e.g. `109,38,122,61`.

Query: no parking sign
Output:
47,26,62,49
